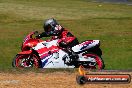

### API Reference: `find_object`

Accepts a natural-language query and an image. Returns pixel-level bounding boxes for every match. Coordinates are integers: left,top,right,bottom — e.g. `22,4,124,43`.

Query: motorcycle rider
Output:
36,18,79,64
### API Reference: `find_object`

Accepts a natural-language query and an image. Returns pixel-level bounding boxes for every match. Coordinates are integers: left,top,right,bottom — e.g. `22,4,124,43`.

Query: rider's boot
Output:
67,47,79,63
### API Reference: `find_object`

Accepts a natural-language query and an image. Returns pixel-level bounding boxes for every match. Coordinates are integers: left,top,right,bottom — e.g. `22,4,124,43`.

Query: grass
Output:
0,0,132,70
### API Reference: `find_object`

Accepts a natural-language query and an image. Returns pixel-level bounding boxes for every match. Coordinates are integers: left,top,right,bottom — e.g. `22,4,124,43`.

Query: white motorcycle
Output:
12,31,105,69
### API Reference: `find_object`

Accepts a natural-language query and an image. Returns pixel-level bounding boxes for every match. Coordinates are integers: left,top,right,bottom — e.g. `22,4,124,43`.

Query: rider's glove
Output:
35,34,41,39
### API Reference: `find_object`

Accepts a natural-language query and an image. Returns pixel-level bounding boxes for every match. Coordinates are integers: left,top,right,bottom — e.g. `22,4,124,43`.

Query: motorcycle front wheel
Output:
12,54,40,68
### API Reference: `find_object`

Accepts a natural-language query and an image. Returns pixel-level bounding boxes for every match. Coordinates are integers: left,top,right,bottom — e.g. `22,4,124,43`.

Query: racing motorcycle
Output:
12,31,105,69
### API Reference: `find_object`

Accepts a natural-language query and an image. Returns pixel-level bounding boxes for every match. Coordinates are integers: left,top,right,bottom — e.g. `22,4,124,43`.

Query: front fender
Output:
18,50,32,54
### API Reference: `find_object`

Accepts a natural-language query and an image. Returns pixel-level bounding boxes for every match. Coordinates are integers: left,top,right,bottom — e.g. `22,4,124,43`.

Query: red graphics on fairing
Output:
12,31,105,69
21,32,43,51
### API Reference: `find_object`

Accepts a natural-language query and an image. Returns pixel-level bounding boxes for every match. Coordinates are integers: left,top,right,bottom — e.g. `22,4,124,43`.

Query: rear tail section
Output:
72,40,100,53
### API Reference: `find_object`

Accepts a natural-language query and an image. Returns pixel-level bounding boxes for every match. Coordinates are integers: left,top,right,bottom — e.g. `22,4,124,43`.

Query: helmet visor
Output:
45,24,52,32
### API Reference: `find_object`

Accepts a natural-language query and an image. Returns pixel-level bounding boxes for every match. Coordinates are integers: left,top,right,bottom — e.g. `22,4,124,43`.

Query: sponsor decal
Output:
76,66,131,84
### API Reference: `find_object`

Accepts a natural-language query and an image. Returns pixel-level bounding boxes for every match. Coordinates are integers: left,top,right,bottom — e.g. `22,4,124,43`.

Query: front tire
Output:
12,54,40,68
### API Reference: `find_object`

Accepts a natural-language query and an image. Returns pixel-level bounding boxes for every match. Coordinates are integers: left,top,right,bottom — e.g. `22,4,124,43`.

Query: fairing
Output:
18,50,32,54
22,39,40,51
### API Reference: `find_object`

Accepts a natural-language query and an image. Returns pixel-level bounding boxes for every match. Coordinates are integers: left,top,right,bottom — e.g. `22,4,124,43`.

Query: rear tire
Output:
89,54,105,70
75,53,105,70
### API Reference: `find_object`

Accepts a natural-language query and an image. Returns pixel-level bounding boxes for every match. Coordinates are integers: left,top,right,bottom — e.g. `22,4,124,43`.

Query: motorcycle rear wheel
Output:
87,54,105,70
75,53,105,70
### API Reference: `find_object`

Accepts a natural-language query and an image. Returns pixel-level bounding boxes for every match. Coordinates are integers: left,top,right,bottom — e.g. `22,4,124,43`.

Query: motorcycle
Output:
12,31,105,69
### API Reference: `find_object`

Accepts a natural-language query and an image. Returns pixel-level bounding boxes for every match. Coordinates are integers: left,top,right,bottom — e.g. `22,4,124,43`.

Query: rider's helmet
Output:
43,18,63,35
